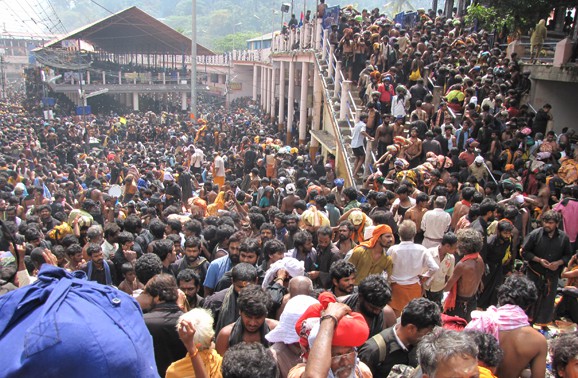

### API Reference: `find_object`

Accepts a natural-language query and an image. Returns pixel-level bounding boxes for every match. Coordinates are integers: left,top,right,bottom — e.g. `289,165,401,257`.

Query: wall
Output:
530,79,578,133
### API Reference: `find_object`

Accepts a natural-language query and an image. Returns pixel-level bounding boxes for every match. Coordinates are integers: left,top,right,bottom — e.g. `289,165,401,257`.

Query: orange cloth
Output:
207,191,225,216
359,224,392,248
213,175,225,189
444,253,480,312
390,282,422,313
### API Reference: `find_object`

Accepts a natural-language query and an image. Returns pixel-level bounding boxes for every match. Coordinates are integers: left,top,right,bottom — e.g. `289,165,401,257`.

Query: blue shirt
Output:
203,255,232,289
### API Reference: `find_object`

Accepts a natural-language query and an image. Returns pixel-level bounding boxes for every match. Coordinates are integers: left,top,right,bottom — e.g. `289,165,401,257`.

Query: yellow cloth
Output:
348,245,392,285
300,207,330,228
165,349,223,378
213,176,225,189
478,366,497,378
207,191,225,216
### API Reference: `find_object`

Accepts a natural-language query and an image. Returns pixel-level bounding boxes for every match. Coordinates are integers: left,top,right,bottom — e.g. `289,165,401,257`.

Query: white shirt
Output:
421,208,451,240
424,246,455,292
351,120,366,148
387,241,439,285
192,149,205,168
214,155,225,177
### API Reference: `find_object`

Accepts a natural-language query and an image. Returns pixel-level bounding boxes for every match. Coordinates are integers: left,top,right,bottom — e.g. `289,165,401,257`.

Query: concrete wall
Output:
530,79,578,133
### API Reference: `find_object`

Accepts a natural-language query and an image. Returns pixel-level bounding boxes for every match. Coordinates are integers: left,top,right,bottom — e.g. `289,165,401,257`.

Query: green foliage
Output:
212,31,261,53
479,0,565,31
464,4,497,30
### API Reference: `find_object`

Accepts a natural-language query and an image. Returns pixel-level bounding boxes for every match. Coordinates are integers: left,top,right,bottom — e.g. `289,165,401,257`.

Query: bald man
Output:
275,276,313,319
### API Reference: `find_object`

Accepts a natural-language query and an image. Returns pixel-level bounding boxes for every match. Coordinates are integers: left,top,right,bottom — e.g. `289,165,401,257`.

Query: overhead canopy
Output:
40,6,213,56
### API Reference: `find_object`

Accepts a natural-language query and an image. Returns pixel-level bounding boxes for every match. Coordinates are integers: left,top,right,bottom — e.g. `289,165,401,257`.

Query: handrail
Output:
313,49,356,188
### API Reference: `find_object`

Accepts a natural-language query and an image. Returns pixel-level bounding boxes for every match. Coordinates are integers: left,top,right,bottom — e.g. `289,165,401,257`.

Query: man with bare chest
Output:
215,284,278,356
443,228,485,322
466,276,547,378
405,128,423,168
375,116,394,160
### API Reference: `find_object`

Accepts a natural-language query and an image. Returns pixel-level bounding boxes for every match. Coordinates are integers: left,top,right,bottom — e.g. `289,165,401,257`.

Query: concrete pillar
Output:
321,30,328,61
133,72,137,85
266,67,271,114
253,64,258,101
260,66,266,109
335,61,342,96
177,71,180,83
181,92,187,111
118,71,122,84
279,61,285,132
132,92,139,111
270,66,276,119
554,38,574,67
328,45,335,79
163,72,166,85
310,65,323,158
299,62,309,145
287,60,295,144
86,70,91,85
340,81,351,121
316,19,323,50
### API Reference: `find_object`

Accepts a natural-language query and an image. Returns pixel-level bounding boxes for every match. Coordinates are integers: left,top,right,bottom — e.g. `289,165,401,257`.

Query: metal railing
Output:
313,47,356,188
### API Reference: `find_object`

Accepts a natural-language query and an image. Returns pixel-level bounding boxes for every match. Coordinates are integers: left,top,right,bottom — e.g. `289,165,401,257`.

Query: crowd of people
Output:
1,4,578,378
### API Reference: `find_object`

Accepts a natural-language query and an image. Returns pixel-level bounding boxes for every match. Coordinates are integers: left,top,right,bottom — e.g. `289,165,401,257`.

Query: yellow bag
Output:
409,67,421,81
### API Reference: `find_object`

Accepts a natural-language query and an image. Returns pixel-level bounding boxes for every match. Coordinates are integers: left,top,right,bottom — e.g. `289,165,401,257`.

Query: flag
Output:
119,117,127,125
299,11,304,27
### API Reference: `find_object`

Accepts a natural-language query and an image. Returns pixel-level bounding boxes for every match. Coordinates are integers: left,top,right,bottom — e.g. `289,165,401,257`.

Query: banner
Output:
322,6,340,30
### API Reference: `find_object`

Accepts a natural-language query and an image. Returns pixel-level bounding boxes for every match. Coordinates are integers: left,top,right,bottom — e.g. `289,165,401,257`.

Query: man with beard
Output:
286,230,315,265
215,284,278,356
215,238,264,291
471,198,497,261
349,225,395,285
522,210,573,324
283,214,300,250
341,275,397,338
478,221,513,309
358,298,441,377
305,226,341,289
80,243,116,285
176,269,203,311
204,231,243,296
203,263,258,336
336,221,356,257
173,237,208,288
330,260,356,297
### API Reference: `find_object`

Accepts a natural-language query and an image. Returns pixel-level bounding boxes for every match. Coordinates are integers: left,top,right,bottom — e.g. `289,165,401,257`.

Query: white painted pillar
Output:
289,30,295,50
340,81,351,120
133,72,137,85
279,61,285,130
181,92,187,111
328,45,335,79
270,66,276,119
321,30,328,61
177,71,180,83
316,19,323,50
162,72,166,84
287,60,295,142
86,70,91,85
311,65,322,151
132,92,139,111
102,71,106,85
299,62,309,144
118,71,122,84
265,67,271,114
260,66,266,109
253,64,258,101
335,61,342,95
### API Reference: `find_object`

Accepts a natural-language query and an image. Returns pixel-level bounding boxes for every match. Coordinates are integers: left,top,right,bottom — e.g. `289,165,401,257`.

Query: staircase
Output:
314,41,368,188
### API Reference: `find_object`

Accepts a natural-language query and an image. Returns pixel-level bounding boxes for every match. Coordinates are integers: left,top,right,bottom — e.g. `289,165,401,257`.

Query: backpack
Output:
0,266,158,377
